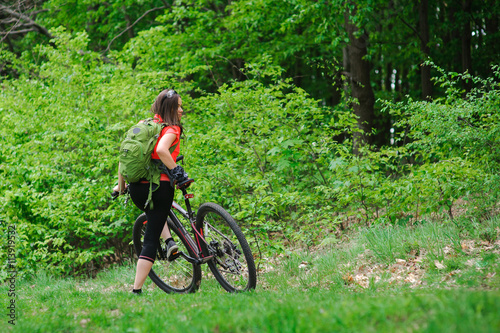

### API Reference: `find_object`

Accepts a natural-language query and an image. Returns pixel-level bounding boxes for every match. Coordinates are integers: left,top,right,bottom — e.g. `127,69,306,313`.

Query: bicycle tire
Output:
132,213,201,294
195,203,257,292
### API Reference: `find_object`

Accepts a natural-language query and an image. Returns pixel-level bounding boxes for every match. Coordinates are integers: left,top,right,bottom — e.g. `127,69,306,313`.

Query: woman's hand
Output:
111,183,128,199
113,184,125,194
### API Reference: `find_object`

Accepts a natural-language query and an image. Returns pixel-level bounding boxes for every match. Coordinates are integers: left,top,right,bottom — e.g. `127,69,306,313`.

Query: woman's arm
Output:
113,162,127,193
156,133,177,169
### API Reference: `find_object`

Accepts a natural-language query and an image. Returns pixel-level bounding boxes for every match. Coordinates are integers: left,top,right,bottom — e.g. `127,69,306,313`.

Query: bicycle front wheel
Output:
196,203,257,292
133,213,201,294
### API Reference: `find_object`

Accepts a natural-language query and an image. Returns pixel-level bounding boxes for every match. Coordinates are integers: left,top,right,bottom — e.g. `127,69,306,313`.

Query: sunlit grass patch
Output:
2,217,499,332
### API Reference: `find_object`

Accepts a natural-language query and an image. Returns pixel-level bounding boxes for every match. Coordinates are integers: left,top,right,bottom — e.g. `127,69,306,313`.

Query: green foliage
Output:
37,0,168,51
0,28,159,278
381,64,500,221
183,61,356,243
1,28,500,279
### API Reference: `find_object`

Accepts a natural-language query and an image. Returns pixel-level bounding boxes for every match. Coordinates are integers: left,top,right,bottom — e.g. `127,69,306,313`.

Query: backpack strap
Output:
169,141,179,154
145,181,154,210
143,120,172,210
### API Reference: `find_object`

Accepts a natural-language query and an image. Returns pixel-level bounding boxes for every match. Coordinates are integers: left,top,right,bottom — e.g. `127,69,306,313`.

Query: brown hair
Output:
151,89,182,132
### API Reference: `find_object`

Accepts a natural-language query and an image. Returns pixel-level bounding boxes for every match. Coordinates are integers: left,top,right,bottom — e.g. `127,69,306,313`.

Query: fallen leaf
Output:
354,274,369,288
110,309,121,317
404,273,417,284
465,259,477,267
80,319,90,328
343,274,354,284
434,261,445,270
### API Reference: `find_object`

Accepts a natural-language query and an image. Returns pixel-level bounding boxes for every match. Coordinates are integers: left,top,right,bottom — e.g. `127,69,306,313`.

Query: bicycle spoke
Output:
196,203,257,292
205,227,246,275
152,257,194,289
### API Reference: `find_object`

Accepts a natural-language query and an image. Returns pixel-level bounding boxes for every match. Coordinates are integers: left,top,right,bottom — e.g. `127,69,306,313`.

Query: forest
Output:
0,0,499,279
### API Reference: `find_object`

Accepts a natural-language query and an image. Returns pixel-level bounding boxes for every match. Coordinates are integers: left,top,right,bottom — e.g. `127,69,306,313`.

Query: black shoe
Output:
132,288,142,295
165,239,179,261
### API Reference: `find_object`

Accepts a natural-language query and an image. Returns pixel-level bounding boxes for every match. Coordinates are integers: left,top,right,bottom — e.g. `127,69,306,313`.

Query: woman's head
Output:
151,89,183,126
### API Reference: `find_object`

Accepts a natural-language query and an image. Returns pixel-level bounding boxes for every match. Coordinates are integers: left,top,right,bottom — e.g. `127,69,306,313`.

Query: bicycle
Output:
113,156,257,294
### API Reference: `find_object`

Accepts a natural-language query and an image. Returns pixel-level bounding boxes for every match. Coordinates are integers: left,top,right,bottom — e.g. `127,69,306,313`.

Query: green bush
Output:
0,29,156,279
1,31,499,279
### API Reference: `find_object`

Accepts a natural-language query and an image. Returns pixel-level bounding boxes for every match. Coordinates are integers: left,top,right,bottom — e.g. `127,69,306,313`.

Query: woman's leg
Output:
160,223,172,240
134,259,153,290
129,181,175,291
129,182,174,242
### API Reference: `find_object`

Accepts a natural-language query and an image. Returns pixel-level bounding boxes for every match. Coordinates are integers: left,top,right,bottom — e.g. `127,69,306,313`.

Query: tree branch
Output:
0,4,54,40
0,17,19,24
1,28,37,35
399,16,424,45
103,6,167,53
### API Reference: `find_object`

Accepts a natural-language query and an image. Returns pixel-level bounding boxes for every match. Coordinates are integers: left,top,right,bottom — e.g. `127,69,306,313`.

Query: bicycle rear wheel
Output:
133,213,201,294
196,203,257,292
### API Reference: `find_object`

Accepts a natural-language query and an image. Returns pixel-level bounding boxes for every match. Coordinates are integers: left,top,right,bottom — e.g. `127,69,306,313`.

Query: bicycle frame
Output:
167,186,213,265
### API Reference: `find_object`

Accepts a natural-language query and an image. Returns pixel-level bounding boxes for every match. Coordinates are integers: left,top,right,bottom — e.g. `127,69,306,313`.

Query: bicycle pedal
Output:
168,251,180,262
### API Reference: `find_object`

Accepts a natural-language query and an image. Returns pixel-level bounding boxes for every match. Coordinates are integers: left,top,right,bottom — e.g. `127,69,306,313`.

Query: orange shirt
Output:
151,115,181,182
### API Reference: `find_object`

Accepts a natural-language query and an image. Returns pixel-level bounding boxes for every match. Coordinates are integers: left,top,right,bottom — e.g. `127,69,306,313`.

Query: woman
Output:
113,89,189,294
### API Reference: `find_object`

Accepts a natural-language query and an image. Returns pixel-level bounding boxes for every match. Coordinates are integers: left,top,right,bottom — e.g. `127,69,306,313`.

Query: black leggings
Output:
129,181,174,263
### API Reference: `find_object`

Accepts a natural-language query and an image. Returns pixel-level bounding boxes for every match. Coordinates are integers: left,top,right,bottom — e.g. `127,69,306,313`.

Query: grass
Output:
2,216,500,332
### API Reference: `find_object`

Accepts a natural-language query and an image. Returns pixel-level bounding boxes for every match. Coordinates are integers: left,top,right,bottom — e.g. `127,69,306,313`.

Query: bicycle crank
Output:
176,251,214,265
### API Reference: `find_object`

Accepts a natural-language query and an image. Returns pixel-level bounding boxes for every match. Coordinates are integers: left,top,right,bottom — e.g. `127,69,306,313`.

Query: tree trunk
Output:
461,0,472,93
419,0,432,101
123,7,136,39
400,67,409,95
384,62,392,92
444,0,461,72
485,10,499,70
344,14,375,154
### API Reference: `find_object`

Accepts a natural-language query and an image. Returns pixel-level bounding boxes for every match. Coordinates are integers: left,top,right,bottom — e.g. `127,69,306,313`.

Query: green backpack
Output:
118,118,172,209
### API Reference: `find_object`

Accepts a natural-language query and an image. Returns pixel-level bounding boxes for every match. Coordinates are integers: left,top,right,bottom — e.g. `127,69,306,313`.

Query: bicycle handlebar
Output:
111,186,129,200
